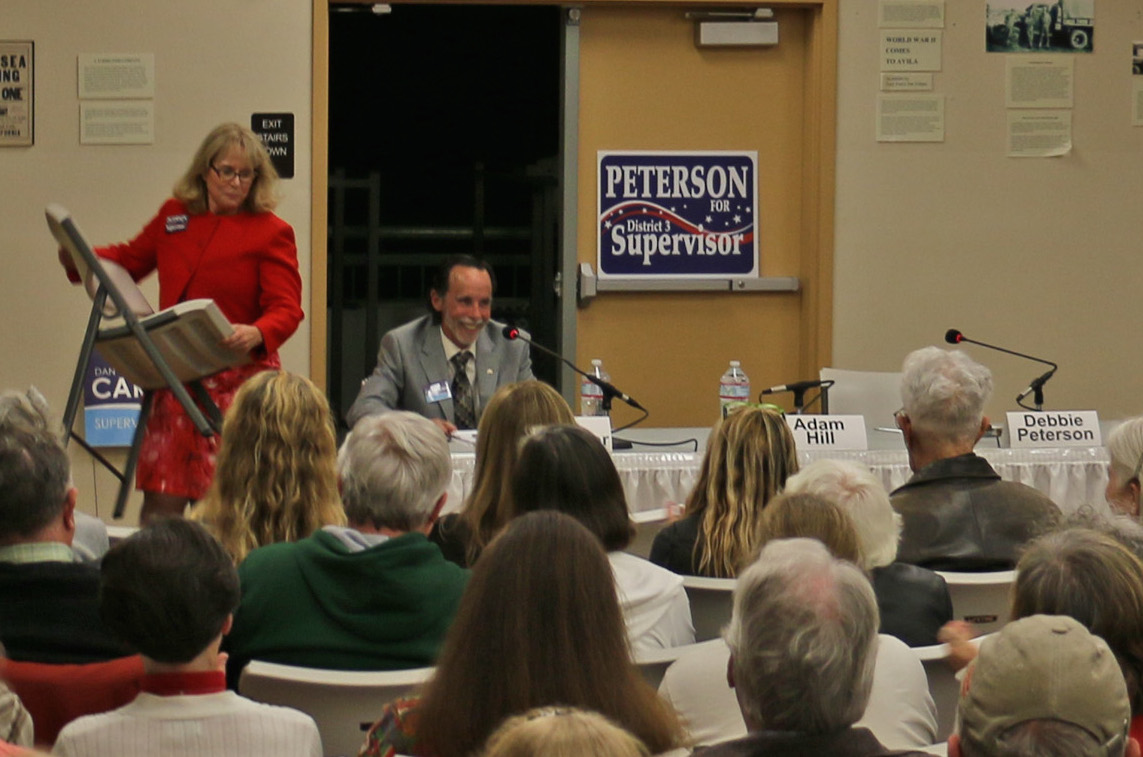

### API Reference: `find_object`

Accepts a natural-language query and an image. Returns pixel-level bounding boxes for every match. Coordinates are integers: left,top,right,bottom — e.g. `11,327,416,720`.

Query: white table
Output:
444,437,1111,520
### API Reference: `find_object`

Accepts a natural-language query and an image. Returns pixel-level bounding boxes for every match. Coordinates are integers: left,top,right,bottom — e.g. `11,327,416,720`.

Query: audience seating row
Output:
3,655,145,746
237,647,690,757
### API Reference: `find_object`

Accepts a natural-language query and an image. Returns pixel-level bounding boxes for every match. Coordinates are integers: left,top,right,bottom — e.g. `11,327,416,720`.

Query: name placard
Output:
785,415,868,450
576,414,614,452
1006,411,1101,448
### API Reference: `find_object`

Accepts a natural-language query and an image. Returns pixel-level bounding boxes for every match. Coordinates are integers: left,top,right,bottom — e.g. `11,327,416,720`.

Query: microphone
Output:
501,325,647,412
943,328,1058,409
760,379,833,395
1016,370,1056,403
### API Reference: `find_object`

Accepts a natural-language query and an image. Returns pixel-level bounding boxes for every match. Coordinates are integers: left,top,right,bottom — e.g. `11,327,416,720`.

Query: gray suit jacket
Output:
346,315,534,428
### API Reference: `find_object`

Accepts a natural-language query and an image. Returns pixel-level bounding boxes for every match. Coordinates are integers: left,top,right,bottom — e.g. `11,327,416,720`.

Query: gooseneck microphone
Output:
502,326,647,412
759,379,834,395
944,328,1057,411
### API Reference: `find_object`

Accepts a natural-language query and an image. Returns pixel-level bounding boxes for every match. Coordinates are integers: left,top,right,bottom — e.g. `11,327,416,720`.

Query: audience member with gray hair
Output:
891,347,1059,570
1107,417,1143,519
951,614,1140,757
0,388,107,562
224,411,468,686
784,459,952,646
701,538,931,756
0,389,129,663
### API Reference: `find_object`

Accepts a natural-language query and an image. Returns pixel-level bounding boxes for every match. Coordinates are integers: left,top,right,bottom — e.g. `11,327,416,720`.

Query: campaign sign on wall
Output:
84,351,143,447
597,151,759,278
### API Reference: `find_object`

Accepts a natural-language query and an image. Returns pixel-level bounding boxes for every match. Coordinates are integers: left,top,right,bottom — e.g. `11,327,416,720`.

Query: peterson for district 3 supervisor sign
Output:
598,151,758,278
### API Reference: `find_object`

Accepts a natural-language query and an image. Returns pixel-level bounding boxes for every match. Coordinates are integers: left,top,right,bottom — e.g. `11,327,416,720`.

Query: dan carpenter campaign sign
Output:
598,151,758,278
84,351,143,447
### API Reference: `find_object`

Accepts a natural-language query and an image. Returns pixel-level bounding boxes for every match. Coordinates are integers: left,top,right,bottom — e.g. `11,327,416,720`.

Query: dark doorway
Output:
327,3,563,427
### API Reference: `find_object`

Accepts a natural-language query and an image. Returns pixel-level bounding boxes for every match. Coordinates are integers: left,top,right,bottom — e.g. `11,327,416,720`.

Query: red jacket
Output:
97,198,304,355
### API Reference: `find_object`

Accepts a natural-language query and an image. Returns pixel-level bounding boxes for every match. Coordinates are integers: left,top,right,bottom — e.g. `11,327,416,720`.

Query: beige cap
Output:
960,614,1131,752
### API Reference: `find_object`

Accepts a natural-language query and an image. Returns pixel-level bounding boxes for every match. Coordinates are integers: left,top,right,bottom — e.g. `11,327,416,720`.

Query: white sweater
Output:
52,691,321,757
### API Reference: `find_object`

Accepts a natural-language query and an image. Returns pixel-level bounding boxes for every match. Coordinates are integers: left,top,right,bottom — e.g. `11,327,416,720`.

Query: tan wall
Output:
834,2,1143,422
2,0,313,520
575,4,835,429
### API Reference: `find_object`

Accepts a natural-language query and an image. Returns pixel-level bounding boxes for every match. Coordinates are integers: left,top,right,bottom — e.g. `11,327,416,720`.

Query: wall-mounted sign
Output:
77,53,155,99
880,30,943,71
79,101,154,145
84,352,143,447
597,151,758,278
251,112,294,179
0,41,33,147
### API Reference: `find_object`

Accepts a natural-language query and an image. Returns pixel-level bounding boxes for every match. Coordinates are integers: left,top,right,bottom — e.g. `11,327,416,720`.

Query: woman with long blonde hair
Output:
650,406,798,577
192,370,344,563
430,380,575,566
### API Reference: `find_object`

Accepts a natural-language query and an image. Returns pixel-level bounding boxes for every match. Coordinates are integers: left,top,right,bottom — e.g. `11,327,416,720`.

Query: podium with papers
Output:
47,204,248,518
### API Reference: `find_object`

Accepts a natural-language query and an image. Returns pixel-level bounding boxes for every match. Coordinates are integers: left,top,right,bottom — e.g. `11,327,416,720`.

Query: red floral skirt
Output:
135,356,279,500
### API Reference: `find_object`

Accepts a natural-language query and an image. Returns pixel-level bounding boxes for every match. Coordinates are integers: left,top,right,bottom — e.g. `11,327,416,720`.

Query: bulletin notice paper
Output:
877,94,945,142
1007,111,1071,157
880,30,942,72
1006,56,1073,109
878,0,945,29
1133,79,1143,126
881,73,933,91
80,101,154,144
77,53,154,99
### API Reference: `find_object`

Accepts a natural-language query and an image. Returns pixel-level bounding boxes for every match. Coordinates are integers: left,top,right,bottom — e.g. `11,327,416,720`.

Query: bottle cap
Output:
591,359,602,366
729,360,741,367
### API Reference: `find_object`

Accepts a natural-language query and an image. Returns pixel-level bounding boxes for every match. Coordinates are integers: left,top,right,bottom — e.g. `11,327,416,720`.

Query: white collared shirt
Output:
439,328,477,388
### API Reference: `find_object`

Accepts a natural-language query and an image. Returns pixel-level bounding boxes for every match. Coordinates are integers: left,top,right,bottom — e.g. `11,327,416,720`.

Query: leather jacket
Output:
890,453,1060,571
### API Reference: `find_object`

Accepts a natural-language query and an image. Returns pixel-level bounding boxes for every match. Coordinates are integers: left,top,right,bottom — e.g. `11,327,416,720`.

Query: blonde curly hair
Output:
689,406,799,578
193,371,344,562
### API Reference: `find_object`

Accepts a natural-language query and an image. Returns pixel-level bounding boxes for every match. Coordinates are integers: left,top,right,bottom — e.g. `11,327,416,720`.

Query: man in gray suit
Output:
347,255,533,434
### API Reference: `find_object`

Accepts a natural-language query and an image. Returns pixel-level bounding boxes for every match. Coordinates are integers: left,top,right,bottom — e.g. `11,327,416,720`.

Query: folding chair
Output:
934,570,1016,636
682,575,736,642
239,660,434,757
47,204,247,517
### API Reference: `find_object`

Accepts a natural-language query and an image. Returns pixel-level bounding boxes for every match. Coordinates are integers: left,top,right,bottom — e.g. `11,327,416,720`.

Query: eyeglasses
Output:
210,164,257,183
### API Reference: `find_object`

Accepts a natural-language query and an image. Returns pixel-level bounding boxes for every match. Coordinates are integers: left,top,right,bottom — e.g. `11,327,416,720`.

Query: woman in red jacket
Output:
63,123,303,524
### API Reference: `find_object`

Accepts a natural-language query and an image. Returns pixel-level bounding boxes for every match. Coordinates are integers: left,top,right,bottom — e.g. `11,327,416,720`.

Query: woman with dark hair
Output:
650,407,799,578
510,426,694,653
429,380,575,566
360,511,688,757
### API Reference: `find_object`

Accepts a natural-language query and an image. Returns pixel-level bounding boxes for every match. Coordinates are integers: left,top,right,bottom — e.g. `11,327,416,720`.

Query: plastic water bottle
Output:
719,360,751,418
580,359,611,416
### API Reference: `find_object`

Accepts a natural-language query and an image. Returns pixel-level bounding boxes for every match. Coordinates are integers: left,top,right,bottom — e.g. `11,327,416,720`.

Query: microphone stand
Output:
501,327,649,435
759,381,833,414
946,329,1057,412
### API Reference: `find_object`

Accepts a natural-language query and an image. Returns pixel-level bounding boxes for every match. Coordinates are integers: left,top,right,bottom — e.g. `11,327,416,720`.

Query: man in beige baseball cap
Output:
950,614,1140,757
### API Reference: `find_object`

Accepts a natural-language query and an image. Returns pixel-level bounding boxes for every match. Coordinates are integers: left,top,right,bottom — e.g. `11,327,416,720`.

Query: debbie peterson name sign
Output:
597,151,758,278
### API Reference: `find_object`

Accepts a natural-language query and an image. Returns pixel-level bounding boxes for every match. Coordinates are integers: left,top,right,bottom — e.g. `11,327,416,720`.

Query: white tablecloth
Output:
444,445,1111,520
